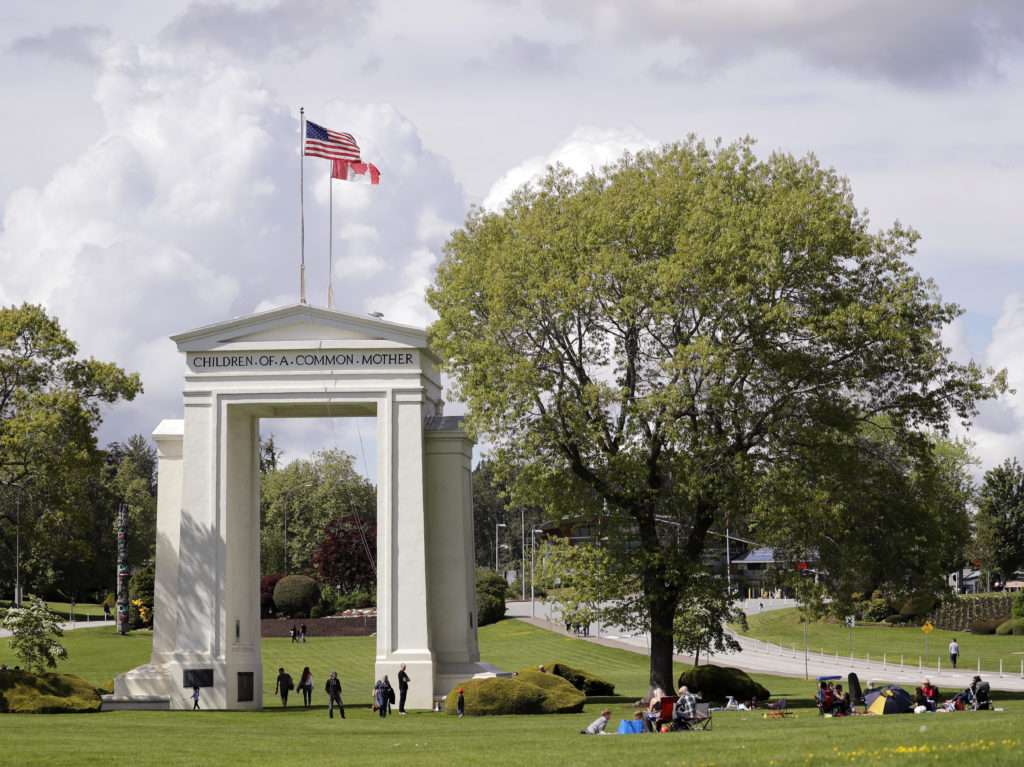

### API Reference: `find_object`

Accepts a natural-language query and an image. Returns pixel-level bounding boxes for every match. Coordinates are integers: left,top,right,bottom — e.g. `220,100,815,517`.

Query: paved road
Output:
506,599,1024,694
0,617,114,639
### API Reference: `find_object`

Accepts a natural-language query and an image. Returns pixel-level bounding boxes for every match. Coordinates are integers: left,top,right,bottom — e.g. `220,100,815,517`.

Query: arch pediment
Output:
171,303,431,353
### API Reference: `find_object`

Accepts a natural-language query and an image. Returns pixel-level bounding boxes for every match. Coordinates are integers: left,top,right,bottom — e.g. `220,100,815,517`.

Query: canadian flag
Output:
332,159,381,185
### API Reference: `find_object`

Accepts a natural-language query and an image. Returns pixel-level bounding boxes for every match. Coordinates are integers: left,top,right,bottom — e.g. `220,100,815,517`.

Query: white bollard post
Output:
850,652,854,667
919,656,922,671
835,651,839,666
901,655,904,672
937,658,941,674
883,653,887,670
866,652,870,669
999,659,1003,678
978,659,981,674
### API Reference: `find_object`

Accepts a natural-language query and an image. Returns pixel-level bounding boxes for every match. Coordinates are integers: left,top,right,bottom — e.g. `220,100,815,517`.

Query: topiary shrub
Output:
0,670,103,714
1013,592,1024,619
678,665,769,705
522,663,615,695
477,593,505,627
273,575,320,618
995,617,1024,635
443,674,584,716
475,570,508,626
970,617,1005,635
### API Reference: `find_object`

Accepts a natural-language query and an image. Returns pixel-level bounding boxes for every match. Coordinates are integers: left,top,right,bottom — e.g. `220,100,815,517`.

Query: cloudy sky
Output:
2,0,1023,481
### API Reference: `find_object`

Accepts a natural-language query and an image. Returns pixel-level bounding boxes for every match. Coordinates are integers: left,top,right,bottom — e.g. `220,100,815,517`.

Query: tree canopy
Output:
0,304,142,600
976,458,1024,580
427,138,1005,693
259,447,375,577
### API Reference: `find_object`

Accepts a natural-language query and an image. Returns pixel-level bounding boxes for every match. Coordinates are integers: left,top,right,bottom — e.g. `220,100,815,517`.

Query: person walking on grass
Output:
275,667,293,707
949,637,960,669
192,686,200,710
325,671,345,719
298,666,314,708
373,675,393,718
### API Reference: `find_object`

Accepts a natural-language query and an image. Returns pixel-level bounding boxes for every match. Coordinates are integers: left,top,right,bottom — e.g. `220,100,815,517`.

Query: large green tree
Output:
427,138,1004,693
259,448,375,576
0,304,142,600
757,428,977,613
975,458,1024,581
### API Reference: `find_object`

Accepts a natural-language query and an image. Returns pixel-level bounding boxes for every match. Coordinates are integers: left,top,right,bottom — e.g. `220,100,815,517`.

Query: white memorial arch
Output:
106,304,498,710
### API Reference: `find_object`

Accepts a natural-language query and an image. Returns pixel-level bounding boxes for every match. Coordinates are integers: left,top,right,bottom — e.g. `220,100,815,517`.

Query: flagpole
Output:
328,174,335,309
299,107,307,304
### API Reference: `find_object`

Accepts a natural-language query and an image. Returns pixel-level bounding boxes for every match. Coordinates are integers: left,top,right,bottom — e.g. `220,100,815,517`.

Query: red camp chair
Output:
654,696,677,730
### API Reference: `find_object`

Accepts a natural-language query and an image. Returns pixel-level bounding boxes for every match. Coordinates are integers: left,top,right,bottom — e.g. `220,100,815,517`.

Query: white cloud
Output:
0,40,466,461
482,126,660,211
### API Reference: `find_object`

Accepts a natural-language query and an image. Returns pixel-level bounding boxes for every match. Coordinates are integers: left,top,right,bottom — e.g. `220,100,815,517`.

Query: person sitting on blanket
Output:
673,686,697,727
832,684,851,715
816,681,834,713
581,708,612,735
921,679,939,712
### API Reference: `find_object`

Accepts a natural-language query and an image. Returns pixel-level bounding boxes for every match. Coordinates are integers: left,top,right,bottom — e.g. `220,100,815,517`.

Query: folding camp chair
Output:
689,702,713,730
766,698,790,719
654,696,677,730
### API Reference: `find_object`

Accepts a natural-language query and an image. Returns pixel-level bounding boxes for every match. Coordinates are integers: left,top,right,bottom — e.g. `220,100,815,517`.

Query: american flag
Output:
304,120,361,162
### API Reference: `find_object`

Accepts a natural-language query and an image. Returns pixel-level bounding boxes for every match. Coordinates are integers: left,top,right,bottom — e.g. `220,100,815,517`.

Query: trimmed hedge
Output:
273,575,320,618
0,670,103,714
523,663,615,695
970,617,1006,635
475,571,508,626
1013,592,1024,619
477,593,505,627
443,673,584,716
678,664,769,705
995,617,1024,636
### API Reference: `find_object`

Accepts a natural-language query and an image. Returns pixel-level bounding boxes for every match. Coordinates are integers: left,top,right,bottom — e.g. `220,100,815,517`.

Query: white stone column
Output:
375,388,435,708
221,405,262,708
424,420,478,667
151,420,184,664
167,392,223,709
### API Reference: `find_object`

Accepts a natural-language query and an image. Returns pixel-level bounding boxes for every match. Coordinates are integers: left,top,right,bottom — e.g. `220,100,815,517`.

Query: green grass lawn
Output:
1,618,1021,766
733,608,1024,676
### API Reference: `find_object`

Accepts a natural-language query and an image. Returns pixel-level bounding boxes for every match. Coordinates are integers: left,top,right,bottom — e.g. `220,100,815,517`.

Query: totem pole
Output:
116,503,130,635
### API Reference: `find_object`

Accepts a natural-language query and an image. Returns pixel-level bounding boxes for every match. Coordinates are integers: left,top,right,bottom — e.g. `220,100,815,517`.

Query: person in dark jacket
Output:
397,663,411,714
274,667,292,707
373,675,393,718
325,671,345,719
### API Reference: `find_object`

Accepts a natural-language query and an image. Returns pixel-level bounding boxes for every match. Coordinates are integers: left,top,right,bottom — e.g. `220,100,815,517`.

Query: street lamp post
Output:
495,522,506,573
13,484,33,608
521,508,526,600
15,489,22,607
282,482,314,573
531,528,544,618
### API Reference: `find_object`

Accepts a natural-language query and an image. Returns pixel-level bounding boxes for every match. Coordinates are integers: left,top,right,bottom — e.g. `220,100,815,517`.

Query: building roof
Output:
732,547,776,564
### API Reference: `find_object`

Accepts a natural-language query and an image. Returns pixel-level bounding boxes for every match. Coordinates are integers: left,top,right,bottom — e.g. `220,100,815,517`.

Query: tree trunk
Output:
648,590,677,695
